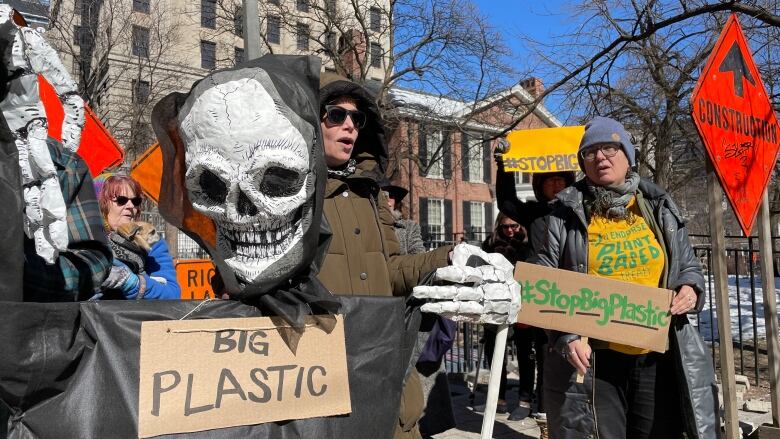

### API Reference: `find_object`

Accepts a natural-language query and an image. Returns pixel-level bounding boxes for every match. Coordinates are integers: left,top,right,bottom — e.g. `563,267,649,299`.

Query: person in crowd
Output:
96,174,180,300
381,180,426,255
22,138,113,302
495,154,574,424
317,72,453,439
530,116,718,439
480,213,533,415
495,151,575,244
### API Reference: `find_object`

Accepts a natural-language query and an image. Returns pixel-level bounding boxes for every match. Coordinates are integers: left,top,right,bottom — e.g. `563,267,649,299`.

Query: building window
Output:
514,172,531,185
73,25,93,48
132,80,150,105
425,131,444,179
234,11,243,37
466,136,483,182
467,202,485,240
234,47,244,65
132,25,149,58
296,0,308,12
132,0,150,13
296,22,309,51
370,42,381,68
369,7,381,32
201,0,216,28
267,15,280,44
326,31,337,52
200,40,216,70
427,199,444,242
325,0,336,15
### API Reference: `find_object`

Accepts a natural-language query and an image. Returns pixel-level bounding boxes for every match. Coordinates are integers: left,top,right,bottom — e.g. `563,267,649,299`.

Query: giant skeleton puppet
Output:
0,6,84,265
153,54,519,330
152,55,341,329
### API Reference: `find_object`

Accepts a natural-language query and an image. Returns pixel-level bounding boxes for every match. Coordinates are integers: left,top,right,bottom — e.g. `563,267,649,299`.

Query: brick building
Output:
385,78,562,246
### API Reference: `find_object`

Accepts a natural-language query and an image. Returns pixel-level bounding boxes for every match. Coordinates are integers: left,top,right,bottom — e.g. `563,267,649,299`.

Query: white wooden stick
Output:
480,324,509,439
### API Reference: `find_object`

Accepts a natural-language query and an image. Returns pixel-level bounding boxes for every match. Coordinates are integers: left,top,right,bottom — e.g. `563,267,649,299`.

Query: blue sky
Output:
472,0,578,120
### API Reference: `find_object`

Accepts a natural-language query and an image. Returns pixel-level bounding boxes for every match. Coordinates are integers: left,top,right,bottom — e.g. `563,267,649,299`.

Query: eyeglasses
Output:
113,196,142,207
580,144,621,162
324,105,367,129
500,224,520,231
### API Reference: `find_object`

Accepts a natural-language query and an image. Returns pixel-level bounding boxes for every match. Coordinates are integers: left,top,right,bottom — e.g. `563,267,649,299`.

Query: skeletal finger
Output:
412,284,483,301
421,301,484,316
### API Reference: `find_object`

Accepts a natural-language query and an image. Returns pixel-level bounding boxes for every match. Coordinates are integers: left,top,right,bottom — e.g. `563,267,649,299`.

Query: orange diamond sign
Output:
692,13,780,235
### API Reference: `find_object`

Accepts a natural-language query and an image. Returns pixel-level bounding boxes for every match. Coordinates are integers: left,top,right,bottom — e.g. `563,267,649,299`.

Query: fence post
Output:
165,223,179,259
759,192,780,426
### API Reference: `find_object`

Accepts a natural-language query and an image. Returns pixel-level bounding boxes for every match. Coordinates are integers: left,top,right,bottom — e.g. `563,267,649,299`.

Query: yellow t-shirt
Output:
587,197,665,355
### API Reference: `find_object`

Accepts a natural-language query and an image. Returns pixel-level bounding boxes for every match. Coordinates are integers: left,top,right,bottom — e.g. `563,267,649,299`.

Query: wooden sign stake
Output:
480,324,508,439
707,160,740,439
759,190,780,426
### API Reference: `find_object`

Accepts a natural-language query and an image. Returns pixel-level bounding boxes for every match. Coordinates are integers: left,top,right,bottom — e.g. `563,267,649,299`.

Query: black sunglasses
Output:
113,196,142,207
324,105,367,129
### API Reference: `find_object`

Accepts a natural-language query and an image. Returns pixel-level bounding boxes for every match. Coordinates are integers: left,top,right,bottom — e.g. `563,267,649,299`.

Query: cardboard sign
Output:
503,126,585,173
691,13,780,235
514,262,673,352
39,75,124,176
175,259,216,300
138,315,351,438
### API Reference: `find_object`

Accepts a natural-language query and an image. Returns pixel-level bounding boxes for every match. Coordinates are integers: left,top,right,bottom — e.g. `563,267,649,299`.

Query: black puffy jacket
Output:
529,178,720,439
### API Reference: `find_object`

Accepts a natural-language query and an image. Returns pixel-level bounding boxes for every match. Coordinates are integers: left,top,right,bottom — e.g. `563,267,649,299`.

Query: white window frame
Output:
427,198,444,241
468,201,485,238
466,135,483,182
514,172,531,185
426,131,444,179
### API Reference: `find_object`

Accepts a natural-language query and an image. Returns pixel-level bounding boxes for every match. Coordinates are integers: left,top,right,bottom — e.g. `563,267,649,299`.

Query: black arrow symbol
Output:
719,42,755,98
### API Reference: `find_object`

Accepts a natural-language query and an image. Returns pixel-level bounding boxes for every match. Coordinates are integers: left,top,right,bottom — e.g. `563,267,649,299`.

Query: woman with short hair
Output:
531,116,718,439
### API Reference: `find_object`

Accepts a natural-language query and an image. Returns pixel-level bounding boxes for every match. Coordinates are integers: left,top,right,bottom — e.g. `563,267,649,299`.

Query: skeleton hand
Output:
0,6,85,263
411,243,521,324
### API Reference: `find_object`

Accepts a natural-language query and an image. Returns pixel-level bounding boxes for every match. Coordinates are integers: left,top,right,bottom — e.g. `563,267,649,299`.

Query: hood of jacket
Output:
152,55,335,318
319,72,387,180
531,171,577,202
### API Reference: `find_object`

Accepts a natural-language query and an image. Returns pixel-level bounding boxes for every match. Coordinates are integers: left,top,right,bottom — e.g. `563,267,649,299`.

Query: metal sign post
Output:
759,191,780,425
707,162,740,439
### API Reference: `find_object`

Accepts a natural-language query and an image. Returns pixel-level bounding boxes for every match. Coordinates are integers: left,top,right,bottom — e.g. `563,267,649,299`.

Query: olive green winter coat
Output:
317,74,452,439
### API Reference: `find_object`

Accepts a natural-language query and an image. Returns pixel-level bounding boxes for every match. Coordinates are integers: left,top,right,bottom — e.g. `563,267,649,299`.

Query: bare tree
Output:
496,1,780,232
46,0,192,160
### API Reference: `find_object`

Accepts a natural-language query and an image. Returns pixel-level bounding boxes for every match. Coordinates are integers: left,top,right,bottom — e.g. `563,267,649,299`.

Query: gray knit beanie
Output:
577,116,636,170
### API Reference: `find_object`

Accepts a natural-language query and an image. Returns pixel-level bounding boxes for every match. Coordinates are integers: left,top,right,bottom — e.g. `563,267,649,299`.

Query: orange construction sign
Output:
39,75,124,176
131,143,163,203
175,259,216,300
691,14,780,235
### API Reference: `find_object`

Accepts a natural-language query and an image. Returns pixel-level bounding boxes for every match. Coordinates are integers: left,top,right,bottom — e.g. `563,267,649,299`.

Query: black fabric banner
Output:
0,297,408,439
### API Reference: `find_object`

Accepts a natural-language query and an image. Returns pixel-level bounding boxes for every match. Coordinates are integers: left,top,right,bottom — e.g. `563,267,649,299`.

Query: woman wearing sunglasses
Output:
317,73,454,439
96,174,180,300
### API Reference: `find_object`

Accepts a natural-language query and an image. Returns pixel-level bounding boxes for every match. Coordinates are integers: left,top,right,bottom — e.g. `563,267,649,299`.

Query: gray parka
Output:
529,178,720,439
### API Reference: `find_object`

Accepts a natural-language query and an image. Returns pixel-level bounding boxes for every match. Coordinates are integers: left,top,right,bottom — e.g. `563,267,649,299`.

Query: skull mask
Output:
154,57,325,295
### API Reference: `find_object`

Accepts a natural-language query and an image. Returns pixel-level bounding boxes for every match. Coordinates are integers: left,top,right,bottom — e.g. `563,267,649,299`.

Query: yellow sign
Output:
503,126,585,173
138,316,351,437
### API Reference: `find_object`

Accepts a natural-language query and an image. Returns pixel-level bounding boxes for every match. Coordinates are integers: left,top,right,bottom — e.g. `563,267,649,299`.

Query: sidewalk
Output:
432,368,774,439
432,371,542,439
